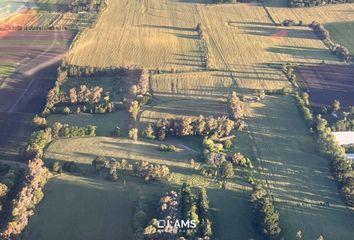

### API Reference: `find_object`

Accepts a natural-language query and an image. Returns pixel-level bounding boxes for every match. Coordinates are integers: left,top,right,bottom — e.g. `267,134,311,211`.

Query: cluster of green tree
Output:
331,44,350,62
294,92,313,127
25,124,96,160
196,23,209,68
281,19,303,26
25,128,52,159
145,115,234,141
231,152,254,168
309,21,329,40
91,156,132,181
159,144,178,152
329,105,354,132
227,91,245,121
181,183,200,237
314,115,354,206
57,123,97,138
1,158,51,239
198,188,212,238
343,144,354,153
290,0,353,8
133,161,170,182
44,66,68,114
309,21,350,61
44,62,146,115
0,164,22,224
69,0,106,13
251,184,281,239
144,185,212,240
32,115,47,130
130,68,150,96
143,190,181,239
281,63,298,87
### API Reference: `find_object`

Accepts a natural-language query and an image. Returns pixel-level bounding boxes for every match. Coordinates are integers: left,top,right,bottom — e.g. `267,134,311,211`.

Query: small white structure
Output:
332,131,354,145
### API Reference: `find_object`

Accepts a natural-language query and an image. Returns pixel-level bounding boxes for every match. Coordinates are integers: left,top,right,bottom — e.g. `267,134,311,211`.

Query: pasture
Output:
296,64,354,113
246,95,354,239
21,174,168,240
44,136,198,172
325,21,354,56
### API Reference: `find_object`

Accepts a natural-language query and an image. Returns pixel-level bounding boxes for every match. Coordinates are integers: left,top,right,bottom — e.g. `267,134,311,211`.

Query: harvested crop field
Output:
68,0,202,70
0,30,74,160
296,64,354,112
69,0,343,90
265,1,354,25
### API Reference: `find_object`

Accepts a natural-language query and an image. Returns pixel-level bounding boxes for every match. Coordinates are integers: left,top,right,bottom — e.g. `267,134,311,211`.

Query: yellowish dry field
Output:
68,0,344,90
265,1,354,25
68,0,202,70
196,3,341,89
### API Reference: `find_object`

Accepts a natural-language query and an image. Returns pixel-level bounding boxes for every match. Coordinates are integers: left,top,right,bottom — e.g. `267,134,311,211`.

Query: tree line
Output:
25,123,97,160
1,158,51,239
290,0,353,8
143,185,212,240
0,164,22,230
142,115,235,142
294,91,354,207
251,184,281,239
44,62,148,116
310,21,350,62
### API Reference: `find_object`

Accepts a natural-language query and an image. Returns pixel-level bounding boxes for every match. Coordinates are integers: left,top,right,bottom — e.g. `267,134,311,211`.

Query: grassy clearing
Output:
208,188,260,240
21,174,168,240
45,136,198,172
47,111,130,136
325,21,354,55
246,95,354,239
139,95,227,124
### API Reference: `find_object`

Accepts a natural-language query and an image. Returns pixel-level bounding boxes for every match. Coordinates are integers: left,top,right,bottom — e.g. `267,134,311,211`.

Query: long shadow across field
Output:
248,95,354,239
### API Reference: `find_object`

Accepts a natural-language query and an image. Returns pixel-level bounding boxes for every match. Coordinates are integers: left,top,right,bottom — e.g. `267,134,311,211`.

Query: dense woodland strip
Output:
290,0,354,8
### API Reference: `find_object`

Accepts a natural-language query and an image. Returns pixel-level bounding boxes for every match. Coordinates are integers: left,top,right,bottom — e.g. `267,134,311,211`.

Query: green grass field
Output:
0,64,15,77
325,21,354,56
21,174,168,240
47,111,130,136
247,95,354,239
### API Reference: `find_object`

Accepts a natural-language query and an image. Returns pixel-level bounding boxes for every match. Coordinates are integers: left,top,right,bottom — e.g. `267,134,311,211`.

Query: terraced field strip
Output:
247,95,354,239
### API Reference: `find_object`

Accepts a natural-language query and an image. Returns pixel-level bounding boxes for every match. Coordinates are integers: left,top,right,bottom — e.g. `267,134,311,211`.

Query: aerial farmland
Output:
0,0,353,240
